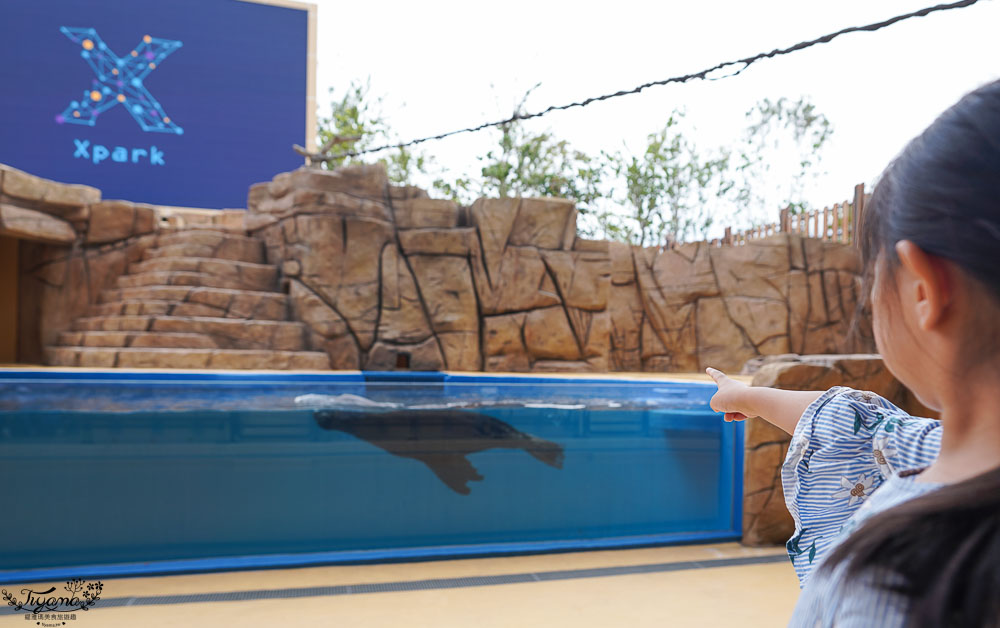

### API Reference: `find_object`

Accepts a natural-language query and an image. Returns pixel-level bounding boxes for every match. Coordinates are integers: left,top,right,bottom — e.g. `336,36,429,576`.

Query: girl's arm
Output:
706,367,823,435
711,367,943,588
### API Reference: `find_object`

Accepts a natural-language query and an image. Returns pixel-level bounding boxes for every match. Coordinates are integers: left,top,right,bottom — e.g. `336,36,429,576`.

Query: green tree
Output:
731,96,833,219
600,111,731,246
434,85,604,220
315,78,432,185
596,97,833,245
314,82,832,247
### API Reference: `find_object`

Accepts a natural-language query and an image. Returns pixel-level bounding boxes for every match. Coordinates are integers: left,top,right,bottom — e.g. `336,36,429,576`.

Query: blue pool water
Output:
0,370,742,584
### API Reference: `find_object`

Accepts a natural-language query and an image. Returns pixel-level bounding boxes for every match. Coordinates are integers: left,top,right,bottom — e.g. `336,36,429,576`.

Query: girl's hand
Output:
706,368,823,434
706,367,753,422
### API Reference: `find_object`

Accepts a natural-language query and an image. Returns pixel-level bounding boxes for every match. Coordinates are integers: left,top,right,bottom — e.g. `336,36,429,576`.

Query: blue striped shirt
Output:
780,386,943,626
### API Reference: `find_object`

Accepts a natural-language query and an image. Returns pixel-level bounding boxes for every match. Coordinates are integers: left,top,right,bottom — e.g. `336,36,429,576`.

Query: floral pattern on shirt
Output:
872,435,897,477
831,474,876,506
786,527,818,565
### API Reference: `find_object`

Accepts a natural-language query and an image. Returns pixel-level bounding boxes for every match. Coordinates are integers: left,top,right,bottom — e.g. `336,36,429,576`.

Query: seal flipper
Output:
524,437,565,469
411,452,484,495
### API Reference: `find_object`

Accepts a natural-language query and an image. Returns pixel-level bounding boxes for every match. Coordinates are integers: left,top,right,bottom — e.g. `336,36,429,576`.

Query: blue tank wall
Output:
0,371,743,583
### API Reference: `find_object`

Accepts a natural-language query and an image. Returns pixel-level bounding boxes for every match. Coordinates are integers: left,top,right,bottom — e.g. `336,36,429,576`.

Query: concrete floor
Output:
0,543,799,628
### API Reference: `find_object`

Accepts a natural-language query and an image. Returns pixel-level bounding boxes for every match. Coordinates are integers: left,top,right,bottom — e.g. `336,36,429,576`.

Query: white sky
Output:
308,0,999,237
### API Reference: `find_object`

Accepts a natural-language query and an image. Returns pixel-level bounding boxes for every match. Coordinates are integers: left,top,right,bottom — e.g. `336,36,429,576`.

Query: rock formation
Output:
247,163,873,373
3,161,874,371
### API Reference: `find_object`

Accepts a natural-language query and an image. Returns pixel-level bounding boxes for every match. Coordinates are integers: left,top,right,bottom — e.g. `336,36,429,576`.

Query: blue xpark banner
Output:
0,0,311,208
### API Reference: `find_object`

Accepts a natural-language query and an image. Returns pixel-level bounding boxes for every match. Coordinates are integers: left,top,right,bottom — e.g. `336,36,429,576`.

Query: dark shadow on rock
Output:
313,408,564,495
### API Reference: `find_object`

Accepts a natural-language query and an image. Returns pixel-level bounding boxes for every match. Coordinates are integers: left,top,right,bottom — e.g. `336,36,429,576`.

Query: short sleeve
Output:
780,386,942,587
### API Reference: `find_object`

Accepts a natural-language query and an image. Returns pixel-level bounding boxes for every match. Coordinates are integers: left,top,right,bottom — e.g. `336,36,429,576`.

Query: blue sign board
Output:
0,0,314,208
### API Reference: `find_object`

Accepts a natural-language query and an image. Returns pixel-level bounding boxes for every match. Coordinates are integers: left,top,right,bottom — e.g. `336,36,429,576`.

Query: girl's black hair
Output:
823,78,1000,627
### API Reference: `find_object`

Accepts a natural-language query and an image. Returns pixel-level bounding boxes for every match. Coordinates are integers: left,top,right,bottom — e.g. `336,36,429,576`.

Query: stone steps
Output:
45,347,332,370
157,223,247,235
154,230,264,262
129,256,278,283
90,296,288,321
57,331,220,349
116,270,276,292
156,229,257,247
47,226,330,371
72,315,307,351
99,284,286,306
142,242,264,264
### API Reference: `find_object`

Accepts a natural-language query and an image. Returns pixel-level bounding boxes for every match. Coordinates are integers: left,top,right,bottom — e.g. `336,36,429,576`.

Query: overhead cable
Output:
295,0,981,161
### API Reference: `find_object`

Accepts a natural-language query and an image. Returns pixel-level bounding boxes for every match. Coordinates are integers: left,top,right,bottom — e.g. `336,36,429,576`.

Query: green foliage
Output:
595,97,831,243
315,78,380,168
600,112,731,246
315,78,433,185
435,85,604,217
731,97,833,218
315,80,833,246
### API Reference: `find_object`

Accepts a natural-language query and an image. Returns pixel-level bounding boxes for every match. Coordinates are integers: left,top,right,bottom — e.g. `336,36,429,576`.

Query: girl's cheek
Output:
870,283,892,356
871,305,887,354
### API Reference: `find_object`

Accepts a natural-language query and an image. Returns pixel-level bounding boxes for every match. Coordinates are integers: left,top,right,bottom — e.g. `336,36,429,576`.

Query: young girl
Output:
707,78,1000,627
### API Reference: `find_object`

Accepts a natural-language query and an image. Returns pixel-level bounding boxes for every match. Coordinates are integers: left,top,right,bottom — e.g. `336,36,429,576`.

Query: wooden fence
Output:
708,183,869,247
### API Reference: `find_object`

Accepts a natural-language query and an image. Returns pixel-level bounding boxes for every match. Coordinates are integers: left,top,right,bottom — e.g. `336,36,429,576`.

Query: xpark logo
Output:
56,27,182,167
56,27,182,133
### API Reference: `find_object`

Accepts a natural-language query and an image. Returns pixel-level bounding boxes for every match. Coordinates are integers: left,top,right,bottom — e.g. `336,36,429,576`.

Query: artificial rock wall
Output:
3,159,875,373
247,164,874,373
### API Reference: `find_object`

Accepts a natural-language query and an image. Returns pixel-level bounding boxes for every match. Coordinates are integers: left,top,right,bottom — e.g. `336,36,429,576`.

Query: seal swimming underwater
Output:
313,408,564,495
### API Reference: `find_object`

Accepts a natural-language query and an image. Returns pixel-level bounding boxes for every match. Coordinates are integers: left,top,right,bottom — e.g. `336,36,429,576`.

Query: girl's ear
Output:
894,240,953,331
